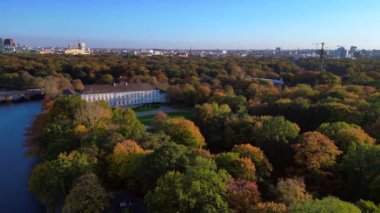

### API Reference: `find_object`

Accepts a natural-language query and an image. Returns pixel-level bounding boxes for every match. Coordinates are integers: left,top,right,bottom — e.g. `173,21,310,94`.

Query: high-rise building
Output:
335,47,348,58
4,38,16,48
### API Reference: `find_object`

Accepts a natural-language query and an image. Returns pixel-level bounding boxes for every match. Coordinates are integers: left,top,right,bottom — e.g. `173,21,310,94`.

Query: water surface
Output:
0,101,43,212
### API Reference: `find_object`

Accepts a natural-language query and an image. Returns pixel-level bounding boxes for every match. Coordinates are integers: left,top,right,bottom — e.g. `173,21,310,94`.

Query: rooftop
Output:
81,83,157,95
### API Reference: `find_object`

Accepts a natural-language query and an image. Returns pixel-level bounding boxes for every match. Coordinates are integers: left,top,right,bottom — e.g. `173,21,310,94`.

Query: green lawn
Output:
138,111,193,126
132,104,160,112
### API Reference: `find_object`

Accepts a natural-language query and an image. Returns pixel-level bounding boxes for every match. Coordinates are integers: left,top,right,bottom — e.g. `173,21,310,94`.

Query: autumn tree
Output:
318,122,375,153
72,79,84,92
232,144,273,181
253,202,287,213
293,132,341,175
158,117,205,148
107,140,147,190
63,173,111,213
75,101,112,127
275,177,312,206
227,179,261,212
152,111,168,128
215,152,256,181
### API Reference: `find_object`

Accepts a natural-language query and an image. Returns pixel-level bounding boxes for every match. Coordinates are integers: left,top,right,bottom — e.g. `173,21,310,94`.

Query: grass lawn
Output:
138,111,193,126
132,104,160,112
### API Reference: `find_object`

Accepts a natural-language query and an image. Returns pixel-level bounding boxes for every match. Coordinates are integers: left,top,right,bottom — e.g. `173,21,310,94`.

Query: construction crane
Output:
320,42,326,72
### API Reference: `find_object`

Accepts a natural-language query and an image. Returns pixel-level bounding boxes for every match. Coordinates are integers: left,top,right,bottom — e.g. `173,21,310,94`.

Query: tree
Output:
317,72,341,85
75,101,112,127
215,152,256,181
227,179,261,213
318,122,375,153
289,197,360,213
369,175,380,203
72,79,84,92
29,152,96,209
355,199,380,213
275,178,312,206
97,74,114,84
224,115,260,149
112,108,145,139
194,102,232,152
232,144,273,181
253,202,287,213
255,116,300,174
256,116,300,145
139,142,191,192
63,173,111,213
48,95,85,121
107,140,147,191
152,111,168,128
145,157,231,213
340,145,380,200
293,132,341,175
158,117,205,148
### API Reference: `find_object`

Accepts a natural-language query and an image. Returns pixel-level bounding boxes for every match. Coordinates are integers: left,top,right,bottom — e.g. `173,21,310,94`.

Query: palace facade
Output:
80,83,167,107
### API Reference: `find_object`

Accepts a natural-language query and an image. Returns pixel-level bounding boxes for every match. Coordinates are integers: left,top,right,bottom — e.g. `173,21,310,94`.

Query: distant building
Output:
39,49,55,54
0,38,4,49
252,78,285,87
4,38,16,49
65,40,90,55
335,47,348,58
80,82,167,108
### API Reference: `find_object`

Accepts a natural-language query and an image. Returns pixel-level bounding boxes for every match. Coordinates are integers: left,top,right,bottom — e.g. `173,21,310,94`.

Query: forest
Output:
5,53,380,212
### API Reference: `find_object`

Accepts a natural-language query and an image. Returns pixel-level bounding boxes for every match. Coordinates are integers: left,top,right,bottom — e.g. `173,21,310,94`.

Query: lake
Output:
0,101,44,212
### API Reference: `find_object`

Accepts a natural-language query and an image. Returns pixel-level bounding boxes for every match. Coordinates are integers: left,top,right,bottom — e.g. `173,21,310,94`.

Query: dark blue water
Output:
0,101,44,212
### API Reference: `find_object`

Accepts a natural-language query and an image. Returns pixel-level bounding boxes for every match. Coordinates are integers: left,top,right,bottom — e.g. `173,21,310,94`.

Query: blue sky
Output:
1,0,380,49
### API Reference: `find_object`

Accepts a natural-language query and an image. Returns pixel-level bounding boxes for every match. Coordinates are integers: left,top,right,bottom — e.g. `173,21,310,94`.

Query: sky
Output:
1,0,380,49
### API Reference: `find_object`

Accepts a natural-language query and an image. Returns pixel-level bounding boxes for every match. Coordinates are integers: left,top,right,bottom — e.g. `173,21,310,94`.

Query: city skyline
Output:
1,0,380,49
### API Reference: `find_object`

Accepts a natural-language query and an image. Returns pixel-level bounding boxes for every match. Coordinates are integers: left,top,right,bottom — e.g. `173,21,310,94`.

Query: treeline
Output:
20,54,380,212
1,54,380,91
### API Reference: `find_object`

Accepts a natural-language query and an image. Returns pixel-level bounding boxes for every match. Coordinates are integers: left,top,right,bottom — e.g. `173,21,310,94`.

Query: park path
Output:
135,106,185,117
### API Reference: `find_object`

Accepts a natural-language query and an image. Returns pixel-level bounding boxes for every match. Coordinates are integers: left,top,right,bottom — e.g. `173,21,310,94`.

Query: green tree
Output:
63,173,111,213
29,151,96,210
112,108,145,139
194,102,232,152
340,145,380,200
145,157,231,213
255,116,300,174
289,197,360,213
355,199,380,213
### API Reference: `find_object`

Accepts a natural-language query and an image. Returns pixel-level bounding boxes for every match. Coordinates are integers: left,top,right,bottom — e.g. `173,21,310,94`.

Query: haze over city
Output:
2,0,380,49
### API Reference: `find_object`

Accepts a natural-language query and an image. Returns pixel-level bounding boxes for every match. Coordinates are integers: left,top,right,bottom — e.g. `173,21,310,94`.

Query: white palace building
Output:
80,83,167,108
